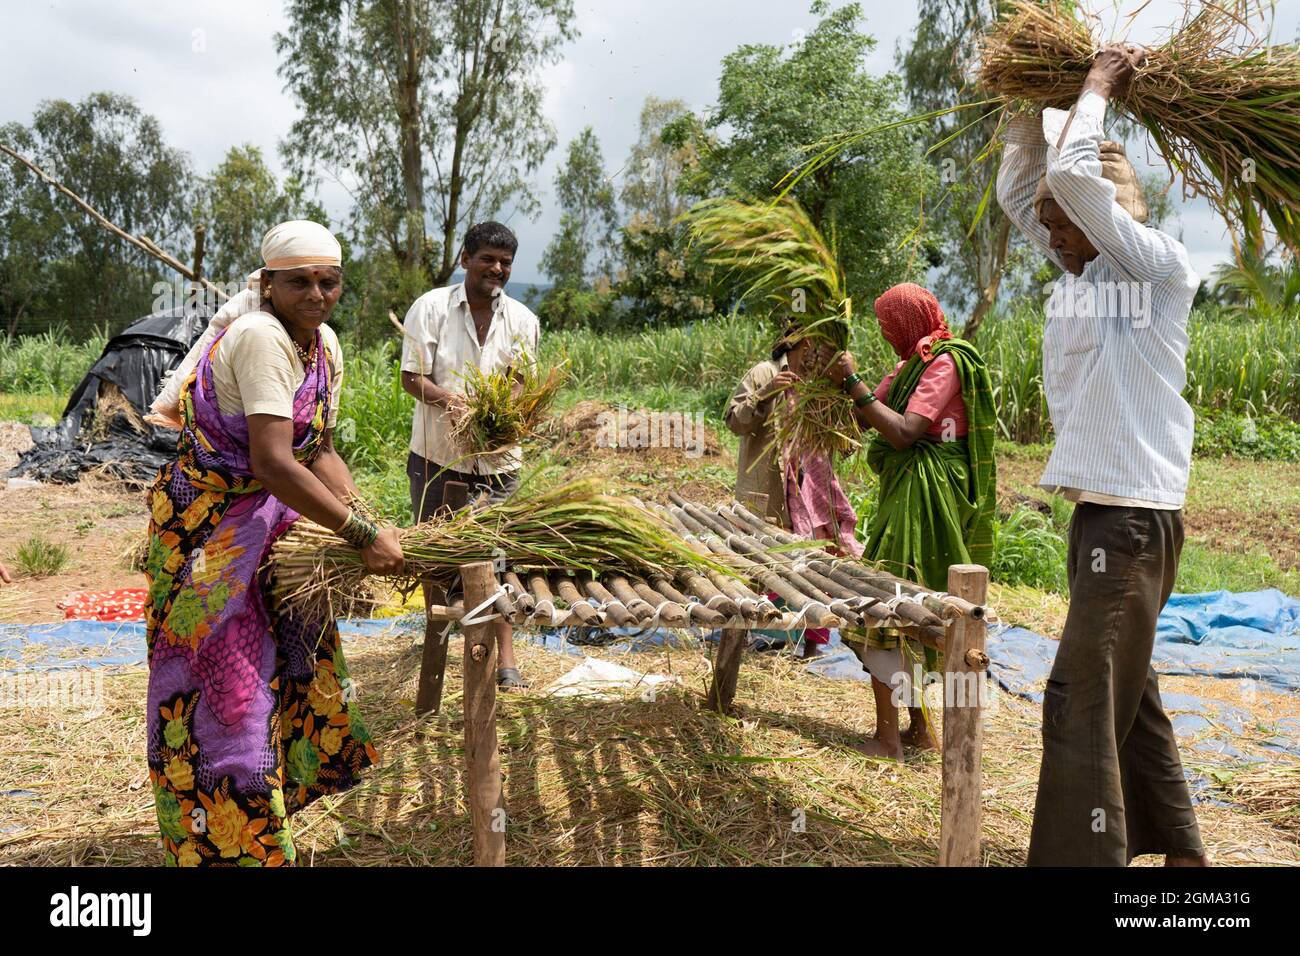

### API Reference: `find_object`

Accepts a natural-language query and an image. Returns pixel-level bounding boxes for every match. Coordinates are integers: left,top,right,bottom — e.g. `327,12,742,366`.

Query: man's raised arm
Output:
996,110,1065,272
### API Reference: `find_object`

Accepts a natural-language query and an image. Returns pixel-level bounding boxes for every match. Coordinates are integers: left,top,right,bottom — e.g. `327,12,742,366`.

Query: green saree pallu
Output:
862,339,997,667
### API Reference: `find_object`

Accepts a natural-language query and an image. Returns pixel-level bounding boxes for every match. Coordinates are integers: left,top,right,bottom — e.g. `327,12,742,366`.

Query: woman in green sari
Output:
828,283,996,759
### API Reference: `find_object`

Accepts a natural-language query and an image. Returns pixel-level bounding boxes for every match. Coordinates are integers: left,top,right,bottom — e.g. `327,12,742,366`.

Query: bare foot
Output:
850,737,903,760
1165,853,1211,867
900,723,939,751
799,642,824,660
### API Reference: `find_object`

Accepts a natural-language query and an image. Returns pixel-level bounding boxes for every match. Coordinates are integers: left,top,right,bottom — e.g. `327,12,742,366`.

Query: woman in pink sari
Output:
143,221,403,866
780,334,864,657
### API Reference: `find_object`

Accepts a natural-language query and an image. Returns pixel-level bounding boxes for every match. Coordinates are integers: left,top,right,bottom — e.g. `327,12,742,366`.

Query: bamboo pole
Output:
554,575,601,625
672,498,838,627
725,501,961,628
627,577,691,628
0,142,230,302
461,560,505,866
648,504,774,620
579,574,635,626
504,570,534,615
526,573,561,626
938,564,989,868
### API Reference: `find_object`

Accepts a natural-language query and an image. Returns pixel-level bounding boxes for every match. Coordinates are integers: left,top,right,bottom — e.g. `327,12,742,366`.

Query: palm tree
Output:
1211,247,1300,321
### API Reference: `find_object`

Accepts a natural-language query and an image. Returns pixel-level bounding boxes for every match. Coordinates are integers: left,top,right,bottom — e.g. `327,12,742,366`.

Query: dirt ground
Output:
0,476,148,623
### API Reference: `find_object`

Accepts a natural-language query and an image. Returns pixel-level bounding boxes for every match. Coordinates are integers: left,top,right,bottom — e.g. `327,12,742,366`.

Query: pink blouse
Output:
873,353,968,439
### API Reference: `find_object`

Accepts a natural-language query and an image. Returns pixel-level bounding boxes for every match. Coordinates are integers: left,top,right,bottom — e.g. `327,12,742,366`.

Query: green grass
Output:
0,392,64,423
335,340,415,474
1192,407,1300,461
4,300,1295,458
0,326,106,395
15,536,69,577
1176,543,1300,596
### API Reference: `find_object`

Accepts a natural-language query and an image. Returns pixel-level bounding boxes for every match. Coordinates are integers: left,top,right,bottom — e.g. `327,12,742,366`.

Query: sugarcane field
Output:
1,0,1298,926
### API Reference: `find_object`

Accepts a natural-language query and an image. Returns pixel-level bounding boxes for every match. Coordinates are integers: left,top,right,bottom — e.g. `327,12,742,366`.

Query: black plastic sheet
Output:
8,303,211,486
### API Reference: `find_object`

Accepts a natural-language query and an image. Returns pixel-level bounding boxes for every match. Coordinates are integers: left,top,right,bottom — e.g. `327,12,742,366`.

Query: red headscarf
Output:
873,282,951,363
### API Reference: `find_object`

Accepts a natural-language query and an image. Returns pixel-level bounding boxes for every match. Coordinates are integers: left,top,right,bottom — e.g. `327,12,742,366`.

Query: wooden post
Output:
415,480,471,715
939,564,989,867
741,491,769,521
461,560,505,866
707,628,747,715
415,588,452,715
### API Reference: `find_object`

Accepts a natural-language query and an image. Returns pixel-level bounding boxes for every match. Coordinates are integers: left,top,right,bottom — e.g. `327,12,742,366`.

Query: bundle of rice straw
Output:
450,354,568,467
978,0,1300,254
683,196,860,458
267,477,736,618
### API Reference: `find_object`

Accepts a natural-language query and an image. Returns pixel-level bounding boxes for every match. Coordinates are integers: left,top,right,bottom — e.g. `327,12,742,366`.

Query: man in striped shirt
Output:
996,44,1208,866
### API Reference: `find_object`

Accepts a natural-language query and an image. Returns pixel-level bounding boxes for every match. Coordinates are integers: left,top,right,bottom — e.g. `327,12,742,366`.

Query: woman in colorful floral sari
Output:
143,220,404,866
828,283,996,759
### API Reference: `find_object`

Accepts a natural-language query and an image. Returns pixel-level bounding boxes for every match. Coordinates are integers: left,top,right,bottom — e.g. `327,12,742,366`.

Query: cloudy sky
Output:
3,0,1296,305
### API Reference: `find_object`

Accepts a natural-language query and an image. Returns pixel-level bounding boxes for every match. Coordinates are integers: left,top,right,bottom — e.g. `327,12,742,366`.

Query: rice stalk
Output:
1227,762,1300,834
682,196,858,457
977,0,1300,254
450,354,569,469
267,477,740,618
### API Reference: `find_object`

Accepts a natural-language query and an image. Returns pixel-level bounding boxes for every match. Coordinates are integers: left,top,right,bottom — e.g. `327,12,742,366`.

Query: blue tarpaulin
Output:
8,591,1297,691
0,615,420,674
1155,590,1300,692
989,590,1300,700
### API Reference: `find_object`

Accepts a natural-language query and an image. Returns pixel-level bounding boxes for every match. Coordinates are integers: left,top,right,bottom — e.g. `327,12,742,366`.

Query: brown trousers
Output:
1028,504,1204,865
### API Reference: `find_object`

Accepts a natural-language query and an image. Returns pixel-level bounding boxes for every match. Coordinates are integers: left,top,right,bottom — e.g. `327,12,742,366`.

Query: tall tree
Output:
683,1,936,305
899,0,1009,339
615,97,718,328
1,93,193,332
277,0,576,288
540,126,618,290
197,145,324,285
0,124,66,338
621,97,693,228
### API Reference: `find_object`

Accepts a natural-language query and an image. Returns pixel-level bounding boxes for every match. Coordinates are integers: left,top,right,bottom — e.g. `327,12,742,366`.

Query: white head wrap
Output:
146,220,342,428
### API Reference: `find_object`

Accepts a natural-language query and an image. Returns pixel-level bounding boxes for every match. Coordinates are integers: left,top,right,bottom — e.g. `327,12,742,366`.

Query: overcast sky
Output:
3,0,1297,302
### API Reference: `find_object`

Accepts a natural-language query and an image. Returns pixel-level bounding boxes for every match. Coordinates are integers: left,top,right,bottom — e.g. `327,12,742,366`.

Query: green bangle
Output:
337,511,380,550
842,372,863,393
854,389,878,409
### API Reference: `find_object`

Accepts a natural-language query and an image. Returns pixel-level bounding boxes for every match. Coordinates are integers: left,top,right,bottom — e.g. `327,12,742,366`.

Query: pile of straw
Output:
1228,762,1300,834
683,196,859,457
87,382,148,443
450,355,568,468
268,478,736,617
978,0,1300,253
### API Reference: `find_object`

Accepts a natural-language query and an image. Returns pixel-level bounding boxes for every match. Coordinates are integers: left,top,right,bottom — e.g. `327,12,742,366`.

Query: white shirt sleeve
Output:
1045,91,1186,283
400,295,437,377
996,112,1066,272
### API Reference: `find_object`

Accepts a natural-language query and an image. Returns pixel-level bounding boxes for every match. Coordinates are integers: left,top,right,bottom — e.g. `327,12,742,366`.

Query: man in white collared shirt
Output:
997,45,1207,867
400,221,540,690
